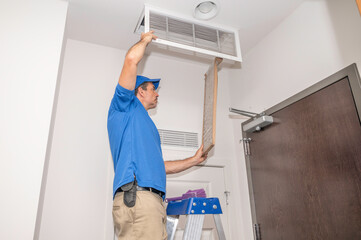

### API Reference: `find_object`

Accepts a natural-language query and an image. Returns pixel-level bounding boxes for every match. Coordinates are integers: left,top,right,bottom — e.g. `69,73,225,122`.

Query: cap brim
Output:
135,75,161,90
150,79,160,89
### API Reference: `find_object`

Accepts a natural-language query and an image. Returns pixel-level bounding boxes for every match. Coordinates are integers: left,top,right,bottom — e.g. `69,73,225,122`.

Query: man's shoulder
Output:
109,84,138,113
115,83,136,101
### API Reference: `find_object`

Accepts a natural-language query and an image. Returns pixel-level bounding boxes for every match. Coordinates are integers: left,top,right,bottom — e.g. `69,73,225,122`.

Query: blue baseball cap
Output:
135,75,160,90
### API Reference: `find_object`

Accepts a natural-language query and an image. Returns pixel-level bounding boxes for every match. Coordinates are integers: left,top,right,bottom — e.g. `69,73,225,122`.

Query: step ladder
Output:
166,197,226,240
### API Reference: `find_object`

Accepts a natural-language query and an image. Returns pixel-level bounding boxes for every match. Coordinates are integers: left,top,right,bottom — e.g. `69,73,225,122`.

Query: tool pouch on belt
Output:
121,179,137,208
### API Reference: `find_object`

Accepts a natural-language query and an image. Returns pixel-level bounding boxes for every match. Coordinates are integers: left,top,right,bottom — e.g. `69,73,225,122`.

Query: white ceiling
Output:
66,0,304,56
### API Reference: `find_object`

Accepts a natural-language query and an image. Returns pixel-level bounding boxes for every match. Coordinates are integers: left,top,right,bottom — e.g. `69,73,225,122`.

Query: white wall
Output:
326,0,361,68
39,39,243,239
0,0,68,239
38,40,121,240
36,1,361,239
227,0,361,239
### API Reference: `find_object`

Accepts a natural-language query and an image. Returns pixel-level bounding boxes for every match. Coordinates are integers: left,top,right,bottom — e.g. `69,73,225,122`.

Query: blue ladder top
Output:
167,197,223,215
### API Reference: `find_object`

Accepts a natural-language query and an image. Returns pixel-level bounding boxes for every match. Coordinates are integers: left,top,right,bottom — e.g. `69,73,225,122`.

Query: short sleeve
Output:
109,83,135,112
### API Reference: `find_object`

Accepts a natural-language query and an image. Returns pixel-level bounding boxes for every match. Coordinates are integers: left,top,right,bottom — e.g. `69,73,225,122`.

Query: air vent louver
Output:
135,5,242,62
158,129,198,148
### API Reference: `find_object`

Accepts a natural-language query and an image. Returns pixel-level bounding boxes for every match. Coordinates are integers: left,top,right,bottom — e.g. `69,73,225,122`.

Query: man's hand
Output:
140,31,158,45
192,144,208,165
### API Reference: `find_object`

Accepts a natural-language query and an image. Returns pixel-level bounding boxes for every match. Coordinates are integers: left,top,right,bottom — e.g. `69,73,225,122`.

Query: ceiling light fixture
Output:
193,0,220,20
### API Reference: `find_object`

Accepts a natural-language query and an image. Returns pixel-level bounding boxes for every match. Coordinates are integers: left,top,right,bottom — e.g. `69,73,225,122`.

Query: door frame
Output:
241,63,361,238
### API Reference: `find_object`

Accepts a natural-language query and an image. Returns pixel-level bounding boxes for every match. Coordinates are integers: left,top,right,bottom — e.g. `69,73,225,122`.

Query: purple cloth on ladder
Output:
166,189,207,202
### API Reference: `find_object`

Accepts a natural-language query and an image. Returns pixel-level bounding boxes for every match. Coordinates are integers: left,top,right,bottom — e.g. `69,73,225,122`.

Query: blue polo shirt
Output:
107,83,166,198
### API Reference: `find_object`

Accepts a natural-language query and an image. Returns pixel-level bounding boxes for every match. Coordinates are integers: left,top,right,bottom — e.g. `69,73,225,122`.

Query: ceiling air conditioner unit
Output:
134,4,242,62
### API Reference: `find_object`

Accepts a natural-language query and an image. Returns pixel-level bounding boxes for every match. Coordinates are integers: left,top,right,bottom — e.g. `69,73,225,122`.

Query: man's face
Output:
143,82,159,110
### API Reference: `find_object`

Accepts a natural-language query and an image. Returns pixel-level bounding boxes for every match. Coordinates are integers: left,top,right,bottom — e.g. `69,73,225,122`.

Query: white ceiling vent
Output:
135,5,242,62
158,129,199,148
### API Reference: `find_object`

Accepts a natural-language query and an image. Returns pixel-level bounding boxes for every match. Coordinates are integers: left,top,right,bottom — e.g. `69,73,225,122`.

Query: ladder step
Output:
166,198,226,240
167,197,223,215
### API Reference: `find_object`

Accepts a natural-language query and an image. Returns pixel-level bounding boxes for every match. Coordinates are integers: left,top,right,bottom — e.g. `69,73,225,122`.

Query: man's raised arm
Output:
118,31,157,90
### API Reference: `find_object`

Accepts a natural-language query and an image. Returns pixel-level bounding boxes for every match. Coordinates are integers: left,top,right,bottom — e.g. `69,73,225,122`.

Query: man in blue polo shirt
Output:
107,31,208,240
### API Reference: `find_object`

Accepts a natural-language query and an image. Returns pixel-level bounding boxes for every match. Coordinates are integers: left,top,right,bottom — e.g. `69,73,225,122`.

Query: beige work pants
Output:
113,190,167,240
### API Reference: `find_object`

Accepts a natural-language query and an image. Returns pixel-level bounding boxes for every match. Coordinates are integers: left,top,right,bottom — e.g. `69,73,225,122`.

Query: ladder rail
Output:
213,214,226,240
167,216,179,240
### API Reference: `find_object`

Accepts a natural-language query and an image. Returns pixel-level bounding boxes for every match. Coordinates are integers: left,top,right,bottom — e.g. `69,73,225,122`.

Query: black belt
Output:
116,186,164,198
136,186,164,198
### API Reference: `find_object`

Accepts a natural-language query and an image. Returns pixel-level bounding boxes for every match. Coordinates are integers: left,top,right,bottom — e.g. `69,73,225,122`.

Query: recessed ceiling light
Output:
197,1,215,14
193,0,220,20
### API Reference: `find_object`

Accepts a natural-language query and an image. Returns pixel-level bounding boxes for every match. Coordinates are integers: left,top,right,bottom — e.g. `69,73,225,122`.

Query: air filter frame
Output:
134,4,242,62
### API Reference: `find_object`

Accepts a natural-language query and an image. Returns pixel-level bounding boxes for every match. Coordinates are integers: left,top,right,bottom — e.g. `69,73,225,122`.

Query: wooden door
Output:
244,65,361,240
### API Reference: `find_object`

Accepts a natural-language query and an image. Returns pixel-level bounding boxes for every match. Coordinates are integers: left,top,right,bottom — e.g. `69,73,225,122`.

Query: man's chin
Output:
150,103,158,109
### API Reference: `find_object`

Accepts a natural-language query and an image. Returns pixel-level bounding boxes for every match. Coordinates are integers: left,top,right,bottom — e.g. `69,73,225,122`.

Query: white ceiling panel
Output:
66,0,304,55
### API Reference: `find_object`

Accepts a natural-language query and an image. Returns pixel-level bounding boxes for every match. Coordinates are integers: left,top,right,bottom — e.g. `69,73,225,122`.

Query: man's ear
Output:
137,86,147,98
138,87,145,97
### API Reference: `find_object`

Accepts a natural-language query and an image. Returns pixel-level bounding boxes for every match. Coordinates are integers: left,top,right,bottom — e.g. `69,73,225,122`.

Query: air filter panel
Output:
135,5,242,62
